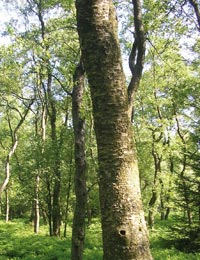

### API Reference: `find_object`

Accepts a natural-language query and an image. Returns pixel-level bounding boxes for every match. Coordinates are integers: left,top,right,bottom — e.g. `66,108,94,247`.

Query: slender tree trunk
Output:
148,191,157,229
46,72,61,237
52,162,61,237
33,98,47,233
148,131,162,228
160,179,165,220
174,106,192,226
164,156,174,220
76,1,152,259
181,177,192,226
64,139,73,238
36,1,61,236
34,175,40,233
46,176,53,236
63,170,72,238
71,61,87,260
5,188,9,222
0,101,33,198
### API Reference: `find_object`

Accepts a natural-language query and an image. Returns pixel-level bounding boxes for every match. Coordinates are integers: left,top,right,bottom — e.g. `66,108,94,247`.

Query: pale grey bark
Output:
75,1,152,259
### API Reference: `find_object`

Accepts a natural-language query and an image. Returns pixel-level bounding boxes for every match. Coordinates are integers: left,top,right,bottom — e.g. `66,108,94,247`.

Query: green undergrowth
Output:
0,219,70,260
150,216,200,260
0,217,199,259
0,218,102,260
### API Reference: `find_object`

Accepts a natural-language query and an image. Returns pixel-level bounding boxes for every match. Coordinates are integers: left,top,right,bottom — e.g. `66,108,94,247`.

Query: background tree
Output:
71,60,87,260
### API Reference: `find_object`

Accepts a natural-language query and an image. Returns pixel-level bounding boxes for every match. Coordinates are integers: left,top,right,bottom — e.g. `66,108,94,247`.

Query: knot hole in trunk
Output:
119,230,126,236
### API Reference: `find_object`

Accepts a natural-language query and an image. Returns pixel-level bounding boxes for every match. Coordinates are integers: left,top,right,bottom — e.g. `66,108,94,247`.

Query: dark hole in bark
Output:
119,230,126,236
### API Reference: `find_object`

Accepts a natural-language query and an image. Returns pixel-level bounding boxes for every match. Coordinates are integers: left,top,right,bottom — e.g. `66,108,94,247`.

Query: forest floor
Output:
0,217,199,260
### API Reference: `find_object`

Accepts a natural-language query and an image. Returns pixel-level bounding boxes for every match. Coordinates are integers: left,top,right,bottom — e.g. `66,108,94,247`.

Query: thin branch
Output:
188,0,200,31
51,74,72,96
128,0,146,121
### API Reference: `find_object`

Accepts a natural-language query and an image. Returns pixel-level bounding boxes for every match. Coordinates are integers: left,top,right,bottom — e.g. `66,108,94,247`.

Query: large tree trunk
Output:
75,1,152,259
71,61,87,260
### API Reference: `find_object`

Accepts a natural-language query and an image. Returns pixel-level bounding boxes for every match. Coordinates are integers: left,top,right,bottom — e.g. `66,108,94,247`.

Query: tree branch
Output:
188,0,200,31
51,73,72,96
128,0,146,121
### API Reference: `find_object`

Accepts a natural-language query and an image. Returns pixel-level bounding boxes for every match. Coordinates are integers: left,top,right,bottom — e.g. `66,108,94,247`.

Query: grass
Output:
0,217,199,259
0,219,71,260
0,218,102,260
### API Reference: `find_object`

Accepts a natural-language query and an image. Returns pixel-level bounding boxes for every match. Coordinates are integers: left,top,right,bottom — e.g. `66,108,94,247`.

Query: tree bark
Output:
64,139,73,238
75,1,152,259
46,176,53,236
71,61,87,260
164,156,174,220
46,72,61,236
5,188,9,222
34,175,40,233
